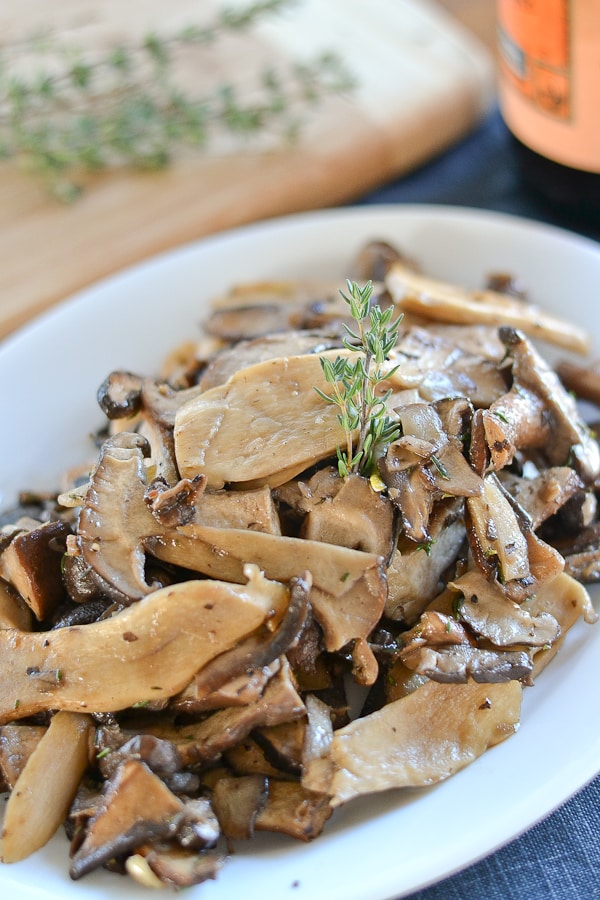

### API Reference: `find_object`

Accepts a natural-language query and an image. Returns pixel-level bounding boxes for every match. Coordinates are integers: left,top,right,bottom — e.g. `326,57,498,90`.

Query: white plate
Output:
1,205,599,900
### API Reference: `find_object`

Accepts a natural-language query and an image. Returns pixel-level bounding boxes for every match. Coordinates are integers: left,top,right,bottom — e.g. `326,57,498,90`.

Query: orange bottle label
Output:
497,0,600,172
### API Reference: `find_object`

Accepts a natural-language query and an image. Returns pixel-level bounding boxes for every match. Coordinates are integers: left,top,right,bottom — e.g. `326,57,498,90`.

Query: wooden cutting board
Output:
0,0,495,339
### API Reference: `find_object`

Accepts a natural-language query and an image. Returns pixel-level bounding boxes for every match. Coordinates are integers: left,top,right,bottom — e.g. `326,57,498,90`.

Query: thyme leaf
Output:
317,279,402,478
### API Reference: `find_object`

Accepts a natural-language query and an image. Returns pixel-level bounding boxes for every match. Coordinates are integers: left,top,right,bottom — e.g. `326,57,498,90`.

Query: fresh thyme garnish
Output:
315,279,402,478
0,0,355,201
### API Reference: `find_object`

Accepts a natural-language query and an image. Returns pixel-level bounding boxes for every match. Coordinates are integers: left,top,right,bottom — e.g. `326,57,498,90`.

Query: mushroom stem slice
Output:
1,711,91,863
385,261,590,355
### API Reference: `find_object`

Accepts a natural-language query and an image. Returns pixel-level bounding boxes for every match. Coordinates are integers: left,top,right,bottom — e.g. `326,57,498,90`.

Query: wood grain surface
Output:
0,0,496,339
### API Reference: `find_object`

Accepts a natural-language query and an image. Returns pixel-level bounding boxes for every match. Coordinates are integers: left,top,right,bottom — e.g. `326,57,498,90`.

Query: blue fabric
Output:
359,110,600,899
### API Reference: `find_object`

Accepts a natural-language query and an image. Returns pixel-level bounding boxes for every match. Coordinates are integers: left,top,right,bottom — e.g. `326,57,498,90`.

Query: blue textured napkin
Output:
359,110,600,900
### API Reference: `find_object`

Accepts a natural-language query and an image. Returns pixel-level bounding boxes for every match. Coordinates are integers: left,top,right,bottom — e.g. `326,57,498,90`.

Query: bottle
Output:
496,0,600,225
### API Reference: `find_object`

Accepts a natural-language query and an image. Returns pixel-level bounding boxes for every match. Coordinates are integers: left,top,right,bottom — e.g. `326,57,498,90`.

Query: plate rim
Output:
1,203,599,900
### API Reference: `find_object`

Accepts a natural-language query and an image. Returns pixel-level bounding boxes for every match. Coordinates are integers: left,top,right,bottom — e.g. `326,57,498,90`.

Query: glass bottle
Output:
496,0,600,224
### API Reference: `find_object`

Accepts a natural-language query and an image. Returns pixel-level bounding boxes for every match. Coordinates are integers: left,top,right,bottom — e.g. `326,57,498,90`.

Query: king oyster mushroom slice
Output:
524,572,597,678
0,565,288,723
145,524,386,655
301,472,396,559
385,260,590,354
326,678,522,807
193,484,282,534
199,330,344,391
173,350,361,489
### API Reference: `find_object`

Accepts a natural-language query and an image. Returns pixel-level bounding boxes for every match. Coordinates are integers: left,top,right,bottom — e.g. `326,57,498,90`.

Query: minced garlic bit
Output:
125,854,165,889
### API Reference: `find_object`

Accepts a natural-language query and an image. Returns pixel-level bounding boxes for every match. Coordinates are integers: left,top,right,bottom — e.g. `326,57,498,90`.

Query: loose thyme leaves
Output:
316,280,402,478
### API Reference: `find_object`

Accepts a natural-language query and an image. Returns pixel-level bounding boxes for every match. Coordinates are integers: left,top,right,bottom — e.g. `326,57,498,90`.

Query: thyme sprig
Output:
315,280,402,478
0,0,355,200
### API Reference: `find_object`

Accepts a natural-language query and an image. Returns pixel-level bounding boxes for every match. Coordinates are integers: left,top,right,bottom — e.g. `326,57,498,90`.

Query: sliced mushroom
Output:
1,711,91,863
465,473,564,601
193,485,282,534
224,737,286,779
301,694,334,794
379,401,482,543
400,643,533,684
385,260,590,354
143,475,206,528
254,780,332,842
525,572,598,676
177,797,221,850
174,658,305,766
556,357,600,407
0,565,288,722
0,576,32,631
275,466,346,517
448,569,561,648
483,385,552,472
130,844,224,889
173,351,356,489
172,573,309,710
563,548,600,583
70,432,160,604
97,371,144,420
0,519,71,620
352,239,409,283
145,524,387,652
386,501,466,624
499,467,585,529
327,678,522,807
69,759,185,880
97,373,205,485
204,279,351,342
172,662,281,715
0,723,47,790
253,719,306,777
199,330,343,391
97,733,182,782
497,327,599,483
210,774,269,841
302,472,395,558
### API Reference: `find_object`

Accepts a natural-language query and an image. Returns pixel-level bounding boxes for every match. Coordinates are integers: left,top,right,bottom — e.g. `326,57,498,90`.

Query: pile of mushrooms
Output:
0,240,597,889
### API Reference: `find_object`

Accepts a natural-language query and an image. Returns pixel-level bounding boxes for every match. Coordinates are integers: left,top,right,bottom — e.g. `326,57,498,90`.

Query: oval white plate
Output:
1,205,599,900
